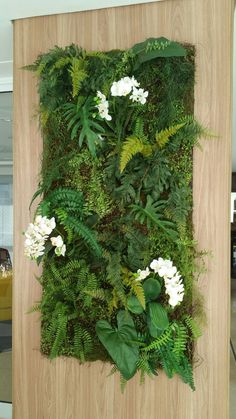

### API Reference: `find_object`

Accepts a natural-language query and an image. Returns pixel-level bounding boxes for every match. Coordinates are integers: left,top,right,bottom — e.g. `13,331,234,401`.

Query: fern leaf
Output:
130,280,146,309
74,323,85,361
106,253,127,307
50,56,72,72
66,215,102,257
137,352,153,384
142,326,173,352
172,323,188,359
50,313,68,359
155,123,185,148
83,288,107,301
120,136,152,173
69,57,87,97
185,315,202,339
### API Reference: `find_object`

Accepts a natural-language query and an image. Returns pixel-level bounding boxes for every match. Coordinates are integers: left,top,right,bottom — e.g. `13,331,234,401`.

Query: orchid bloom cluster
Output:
136,257,185,308
110,76,148,105
50,235,66,257
95,91,112,121
24,215,66,260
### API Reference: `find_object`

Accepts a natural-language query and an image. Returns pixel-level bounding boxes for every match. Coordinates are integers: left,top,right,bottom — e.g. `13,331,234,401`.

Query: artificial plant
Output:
24,37,206,390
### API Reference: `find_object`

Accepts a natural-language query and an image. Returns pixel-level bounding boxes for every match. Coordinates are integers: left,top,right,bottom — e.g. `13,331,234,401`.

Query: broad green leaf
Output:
96,310,139,380
127,295,144,314
143,278,161,301
148,302,169,331
147,312,163,338
131,37,187,71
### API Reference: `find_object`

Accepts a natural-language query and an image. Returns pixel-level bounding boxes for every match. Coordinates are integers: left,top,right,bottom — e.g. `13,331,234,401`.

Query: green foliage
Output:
143,277,161,301
38,187,84,217
131,195,178,241
185,315,202,339
159,346,195,390
155,123,185,148
65,151,113,218
96,310,139,380
63,97,105,156
172,323,188,359
127,295,144,314
142,326,173,352
27,39,206,391
120,136,152,173
63,215,102,257
148,302,169,331
69,57,88,97
131,37,187,71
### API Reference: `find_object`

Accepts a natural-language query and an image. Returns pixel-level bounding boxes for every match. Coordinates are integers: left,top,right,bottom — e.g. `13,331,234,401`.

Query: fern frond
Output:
142,326,173,352
132,281,146,309
155,123,185,148
50,56,72,72
108,289,119,314
40,107,50,127
179,355,195,390
55,209,73,244
68,57,87,97
45,187,84,214
50,312,68,359
74,323,85,361
137,352,153,384
83,288,107,301
73,324,93,362
133,118,147,141
106,253,127,307
172,323,188,359
66,215,102,257
185,315,202,339
120,136,152,173
86,51,109,60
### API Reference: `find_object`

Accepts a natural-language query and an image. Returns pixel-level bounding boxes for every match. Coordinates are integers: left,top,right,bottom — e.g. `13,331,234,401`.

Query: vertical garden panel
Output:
13,1,233,418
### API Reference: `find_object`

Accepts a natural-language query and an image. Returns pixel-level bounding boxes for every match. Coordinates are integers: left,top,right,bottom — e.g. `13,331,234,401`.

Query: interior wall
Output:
13,1,233,418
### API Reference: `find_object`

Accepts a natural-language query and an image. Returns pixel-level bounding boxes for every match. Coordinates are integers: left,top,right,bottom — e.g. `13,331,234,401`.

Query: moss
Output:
27,39,206,389
65,150,113,218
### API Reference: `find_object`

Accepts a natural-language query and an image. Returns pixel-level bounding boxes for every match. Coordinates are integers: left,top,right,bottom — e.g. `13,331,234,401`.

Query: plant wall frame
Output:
24,37,206,390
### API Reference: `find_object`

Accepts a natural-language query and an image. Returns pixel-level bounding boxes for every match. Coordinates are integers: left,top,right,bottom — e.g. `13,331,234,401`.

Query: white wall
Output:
0,0,162,79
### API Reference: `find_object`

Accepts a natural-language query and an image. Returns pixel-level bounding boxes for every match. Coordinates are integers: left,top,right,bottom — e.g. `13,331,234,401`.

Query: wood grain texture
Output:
13,1,233,418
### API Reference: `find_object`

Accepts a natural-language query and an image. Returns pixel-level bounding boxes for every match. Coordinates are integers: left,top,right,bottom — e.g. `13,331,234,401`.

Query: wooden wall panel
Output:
13,1,233,418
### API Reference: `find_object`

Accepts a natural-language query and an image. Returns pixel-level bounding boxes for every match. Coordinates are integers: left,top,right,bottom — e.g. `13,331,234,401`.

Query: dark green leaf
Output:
143,278,161,301
127,295,144,314
96,310,139,380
